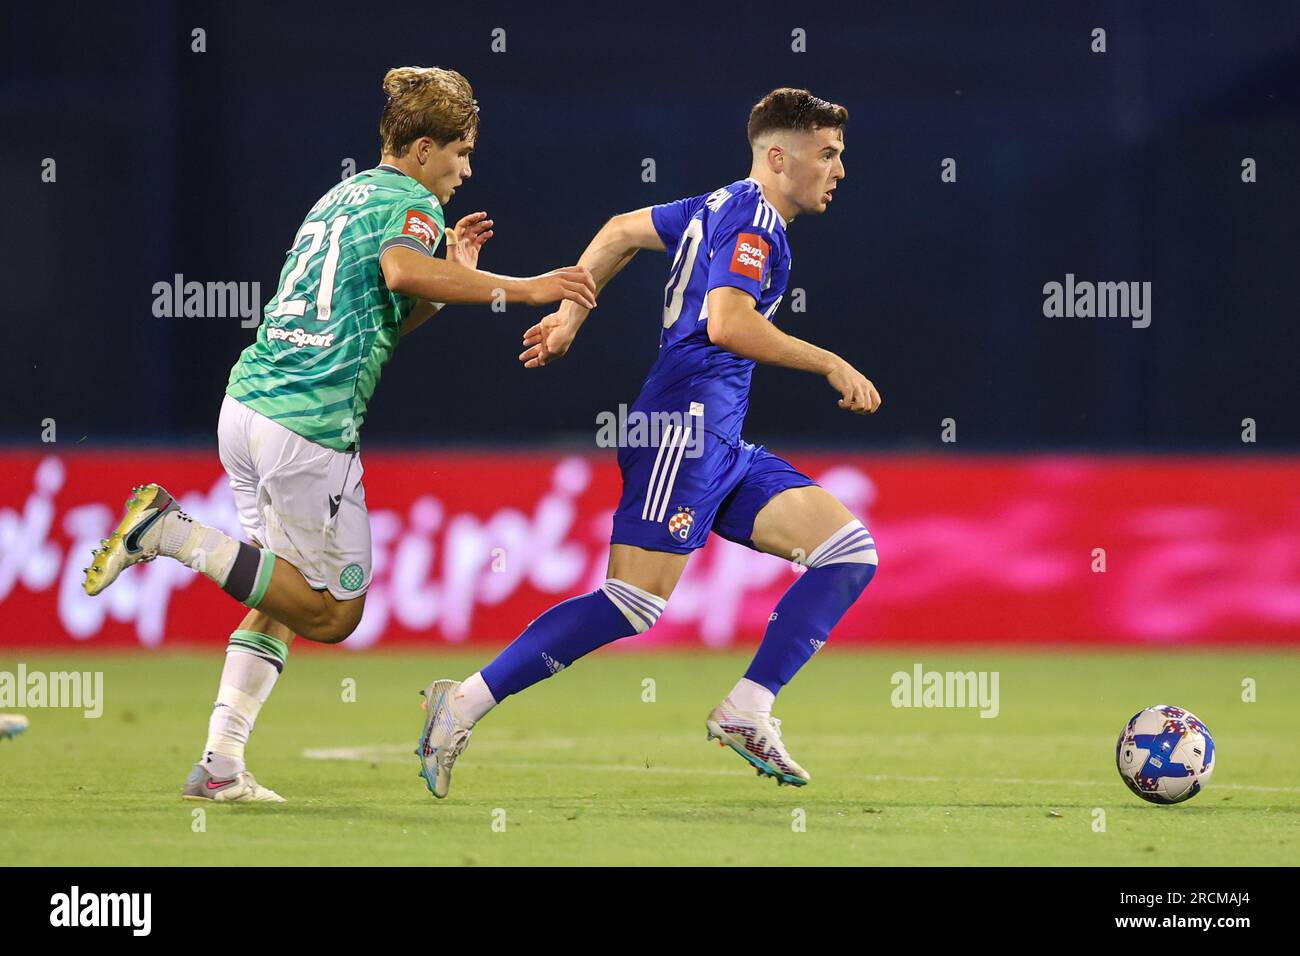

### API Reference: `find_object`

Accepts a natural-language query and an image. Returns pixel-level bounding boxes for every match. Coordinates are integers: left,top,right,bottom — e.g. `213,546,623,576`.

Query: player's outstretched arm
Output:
401,212,497,337
382,246,596,310
706,286,882,414
519,208,664,368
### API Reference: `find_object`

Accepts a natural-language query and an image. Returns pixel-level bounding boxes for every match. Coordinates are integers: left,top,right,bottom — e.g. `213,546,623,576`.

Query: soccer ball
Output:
1115,705,1215,804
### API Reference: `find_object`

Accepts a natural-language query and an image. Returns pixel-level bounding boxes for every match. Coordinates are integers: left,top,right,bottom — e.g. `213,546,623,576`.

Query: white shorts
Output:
217,394,371,599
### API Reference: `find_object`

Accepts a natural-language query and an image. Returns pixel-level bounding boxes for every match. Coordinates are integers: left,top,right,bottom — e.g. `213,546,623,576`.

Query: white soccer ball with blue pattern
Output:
1115,705,1215,804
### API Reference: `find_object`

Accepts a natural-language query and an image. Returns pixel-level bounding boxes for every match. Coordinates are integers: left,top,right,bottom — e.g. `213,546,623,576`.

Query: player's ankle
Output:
159,510,238,572
453,672,497,726
158,509,197,559
726,678,776,714
201,750,245,779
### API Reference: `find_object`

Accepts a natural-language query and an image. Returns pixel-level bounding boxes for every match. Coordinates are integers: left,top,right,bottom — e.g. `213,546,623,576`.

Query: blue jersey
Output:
633,178,791,443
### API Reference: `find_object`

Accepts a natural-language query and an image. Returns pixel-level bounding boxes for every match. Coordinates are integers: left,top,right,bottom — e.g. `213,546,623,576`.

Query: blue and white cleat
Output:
706,699,811,787
83,483,178,596
415,679,473,799
181,763,285,802
0,714,29,742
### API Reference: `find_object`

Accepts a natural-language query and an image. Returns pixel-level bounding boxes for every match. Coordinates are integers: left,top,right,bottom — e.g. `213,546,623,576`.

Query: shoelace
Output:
440,729,472,767
765,716,784,743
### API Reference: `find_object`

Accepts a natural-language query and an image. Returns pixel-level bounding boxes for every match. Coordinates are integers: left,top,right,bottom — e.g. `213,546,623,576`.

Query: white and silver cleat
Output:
415,679,473,799
706,699,811,787
181,763,285,802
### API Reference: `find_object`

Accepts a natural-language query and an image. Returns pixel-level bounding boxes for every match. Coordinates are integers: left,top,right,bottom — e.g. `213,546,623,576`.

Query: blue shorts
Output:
610,424,817,554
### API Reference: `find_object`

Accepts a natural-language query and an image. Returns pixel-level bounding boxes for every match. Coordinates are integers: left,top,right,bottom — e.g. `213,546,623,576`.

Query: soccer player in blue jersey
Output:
416,88,881,796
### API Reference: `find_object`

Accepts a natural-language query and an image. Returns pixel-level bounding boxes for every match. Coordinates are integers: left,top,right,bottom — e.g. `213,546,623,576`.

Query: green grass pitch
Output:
1,650,1296,866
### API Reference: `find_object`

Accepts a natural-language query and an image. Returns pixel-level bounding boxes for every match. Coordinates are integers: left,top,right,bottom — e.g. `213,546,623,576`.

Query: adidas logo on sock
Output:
541,651,566,675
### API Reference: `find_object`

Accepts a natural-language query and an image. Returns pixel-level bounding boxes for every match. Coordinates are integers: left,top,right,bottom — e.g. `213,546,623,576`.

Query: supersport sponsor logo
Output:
402,208,441,250
267,326,336,348
730,232,769,280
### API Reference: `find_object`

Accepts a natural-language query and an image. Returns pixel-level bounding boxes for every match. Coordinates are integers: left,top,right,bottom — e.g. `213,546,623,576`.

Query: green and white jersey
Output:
227,165,445,451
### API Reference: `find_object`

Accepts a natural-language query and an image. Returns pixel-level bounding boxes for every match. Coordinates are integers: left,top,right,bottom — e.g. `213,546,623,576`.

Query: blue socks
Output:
479,520,878,707
481,579,666,701
743,520,878,696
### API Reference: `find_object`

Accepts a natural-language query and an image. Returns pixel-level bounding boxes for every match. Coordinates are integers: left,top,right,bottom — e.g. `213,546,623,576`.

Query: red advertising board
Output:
1,450,1298,648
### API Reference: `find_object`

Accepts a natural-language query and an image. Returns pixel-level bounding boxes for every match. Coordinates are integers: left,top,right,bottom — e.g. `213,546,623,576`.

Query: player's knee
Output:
600,578,668,634
310,621,352,644
805,519,878,586
298,619,342,644
303,597,363,644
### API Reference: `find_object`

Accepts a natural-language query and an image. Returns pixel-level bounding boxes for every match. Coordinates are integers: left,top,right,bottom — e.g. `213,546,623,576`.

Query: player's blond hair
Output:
379,66,480,155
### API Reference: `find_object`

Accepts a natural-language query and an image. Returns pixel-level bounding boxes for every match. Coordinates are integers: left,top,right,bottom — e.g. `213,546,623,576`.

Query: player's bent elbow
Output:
706,313,734,350
607,209,662,252
602,214,636,251
705,288,754,351
380,263,406,297
380,250,416,298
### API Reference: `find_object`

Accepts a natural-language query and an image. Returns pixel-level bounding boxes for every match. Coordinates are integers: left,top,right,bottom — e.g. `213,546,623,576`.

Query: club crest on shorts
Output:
339,563,364,592
667,506,695,541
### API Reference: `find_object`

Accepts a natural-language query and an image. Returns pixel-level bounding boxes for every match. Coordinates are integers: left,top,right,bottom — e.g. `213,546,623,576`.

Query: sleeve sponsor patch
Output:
729,232,769,281
402,208,442,251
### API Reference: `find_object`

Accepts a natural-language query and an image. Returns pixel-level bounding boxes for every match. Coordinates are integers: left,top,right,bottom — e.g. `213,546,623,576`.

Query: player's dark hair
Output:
380,66,480,154
747,88,848,144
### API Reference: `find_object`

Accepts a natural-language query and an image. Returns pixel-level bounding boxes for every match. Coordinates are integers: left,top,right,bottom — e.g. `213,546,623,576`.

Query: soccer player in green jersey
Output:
82,66,597,802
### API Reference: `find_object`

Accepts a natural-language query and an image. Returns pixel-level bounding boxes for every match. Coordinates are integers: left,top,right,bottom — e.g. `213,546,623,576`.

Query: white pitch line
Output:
472,760,737,777
301,744,737,776
863,773,1300,794
302,746,1300,794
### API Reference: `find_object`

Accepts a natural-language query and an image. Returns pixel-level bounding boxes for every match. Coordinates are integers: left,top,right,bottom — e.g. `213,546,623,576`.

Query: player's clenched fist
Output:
523,266,597,310
826,358,882,414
